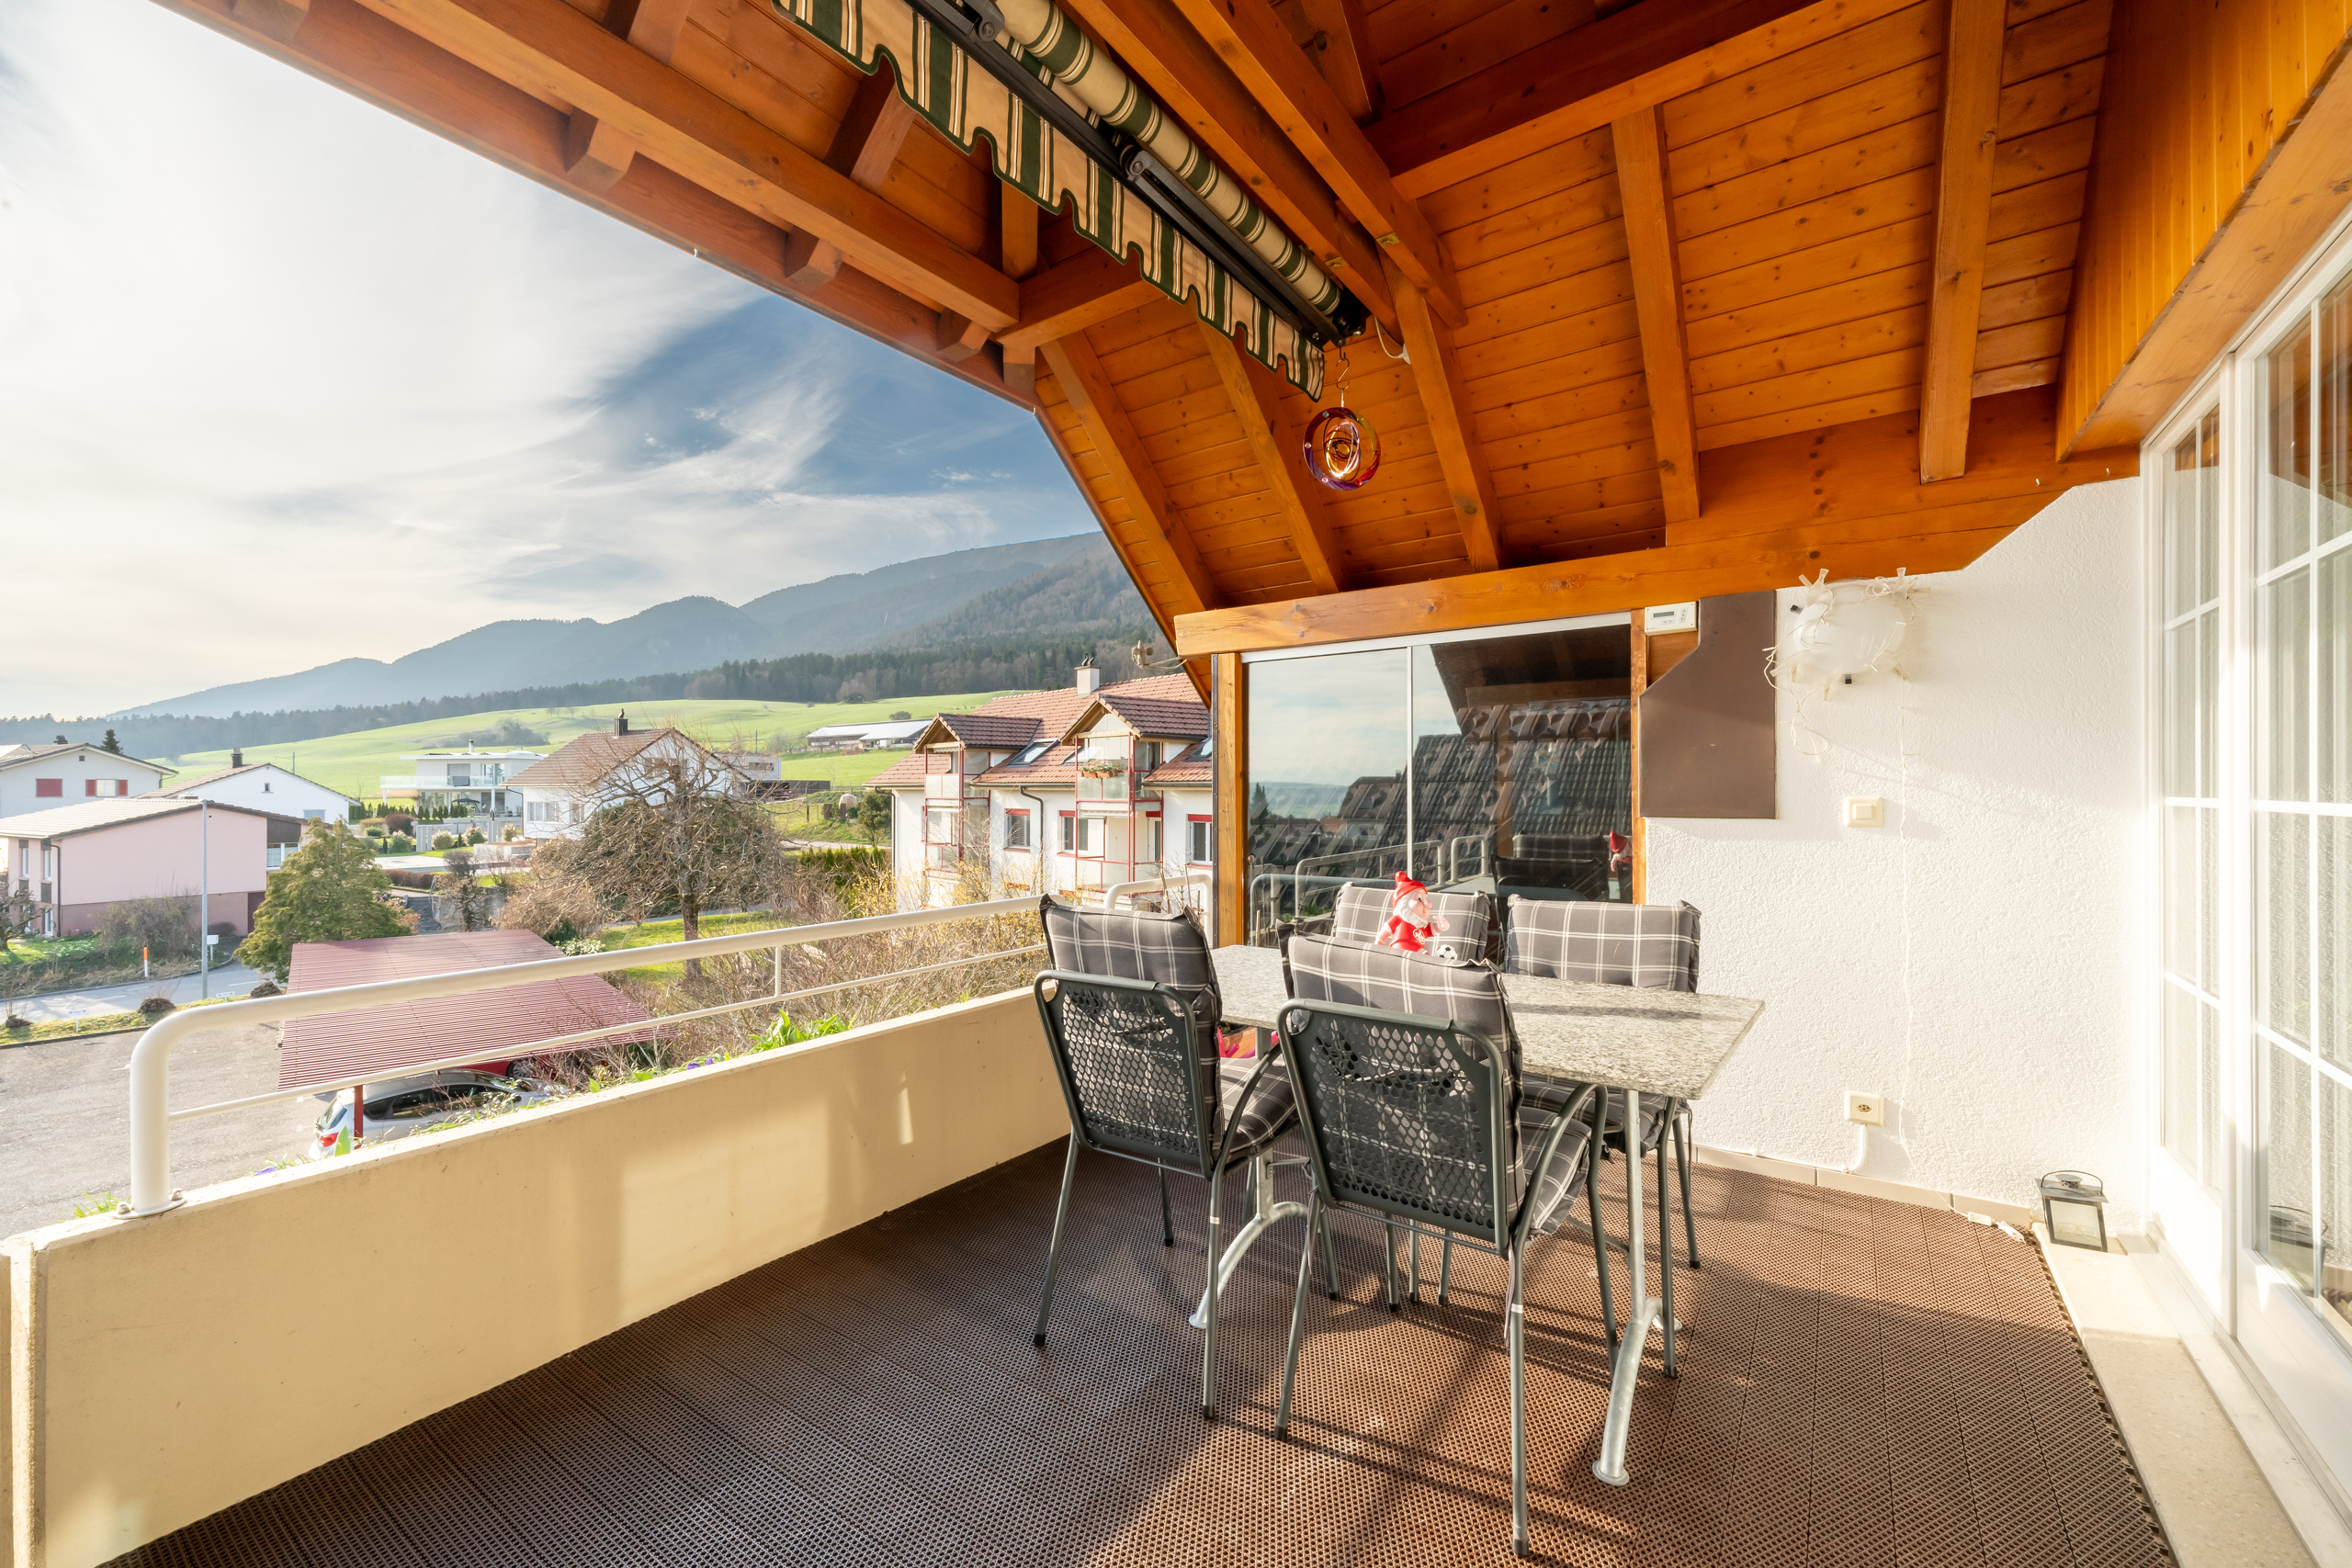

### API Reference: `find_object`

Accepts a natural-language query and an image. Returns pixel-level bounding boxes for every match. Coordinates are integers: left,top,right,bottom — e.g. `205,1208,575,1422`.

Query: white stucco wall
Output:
1645,477,2148,1225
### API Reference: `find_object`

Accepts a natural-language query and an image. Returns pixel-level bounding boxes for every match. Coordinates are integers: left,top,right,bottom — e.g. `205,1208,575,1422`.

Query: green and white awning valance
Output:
771,0,1332,396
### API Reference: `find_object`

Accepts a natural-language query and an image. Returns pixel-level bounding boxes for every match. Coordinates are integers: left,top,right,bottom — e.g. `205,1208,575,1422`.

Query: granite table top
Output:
1209,943,1764,1102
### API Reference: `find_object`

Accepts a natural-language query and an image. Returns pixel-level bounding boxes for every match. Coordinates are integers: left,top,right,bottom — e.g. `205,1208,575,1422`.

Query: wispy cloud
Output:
0,0,1091,716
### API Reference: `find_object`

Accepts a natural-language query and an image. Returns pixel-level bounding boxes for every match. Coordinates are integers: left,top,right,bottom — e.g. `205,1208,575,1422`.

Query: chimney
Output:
231,748,243,768
614,711,630,738
1075,660,1102,694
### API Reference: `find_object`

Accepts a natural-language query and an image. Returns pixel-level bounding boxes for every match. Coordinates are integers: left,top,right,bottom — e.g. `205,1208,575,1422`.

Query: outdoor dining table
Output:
1208,942,1764,1487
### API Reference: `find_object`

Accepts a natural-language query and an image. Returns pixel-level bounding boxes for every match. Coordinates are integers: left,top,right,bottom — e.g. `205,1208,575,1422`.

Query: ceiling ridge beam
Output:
1385,259,1502,571
1918,0,2007,482
1055,0,1396,328
1168,0,1461,322
1611,106,1699,524
1372,0,1917,199
1295,0,1380,125
1040,336,1219,617
1193,321,1346,595
359,0,1019,329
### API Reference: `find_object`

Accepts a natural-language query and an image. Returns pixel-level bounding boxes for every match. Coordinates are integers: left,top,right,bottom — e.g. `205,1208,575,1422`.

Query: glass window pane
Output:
2165,624,2199,794
2267,329,2313,570
2169,429,2203,619
1246,649,1408,942
2320,1071,2352,1347
1409,627,1633,902
2201,609,2221,800
2203,1002,2226,1190
2165,802,2198,979
2263,569,2312,802
2201,408,2222,600
2323,279,2352,547
2324,547,2349,805
2259,809,2313,1045
2163,982,2201,1172
2202,803,2221,991
2268,1044,2317,1292
2324,815,2350,1071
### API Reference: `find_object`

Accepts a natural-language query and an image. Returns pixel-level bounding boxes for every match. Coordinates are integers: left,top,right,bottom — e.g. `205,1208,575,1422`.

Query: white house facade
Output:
381,746,545,825
505,715,712,840
148,754,354,823
0,742,173,819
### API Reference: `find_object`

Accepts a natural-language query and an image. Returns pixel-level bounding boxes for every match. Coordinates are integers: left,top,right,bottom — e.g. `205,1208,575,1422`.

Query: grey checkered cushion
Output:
1502,898,1701,991
1283,931,1521,1128
1517,1102,1592,1235
1039,897,1219,1027
1218,1057,1295,1154
1327,882,1495,967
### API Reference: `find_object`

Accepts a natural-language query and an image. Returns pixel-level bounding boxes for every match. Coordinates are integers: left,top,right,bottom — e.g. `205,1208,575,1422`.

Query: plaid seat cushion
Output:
1327,882,1496,967
1040,897,1220,1027
1217,1056,1295,1154
1283,930,1522,1129
1522,1075,1668,1153
1502,898,1701,991
1516,1102,1593,1235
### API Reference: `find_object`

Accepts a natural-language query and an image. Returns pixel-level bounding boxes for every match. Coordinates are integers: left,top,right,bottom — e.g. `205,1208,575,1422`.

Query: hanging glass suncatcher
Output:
1302,336,1380,491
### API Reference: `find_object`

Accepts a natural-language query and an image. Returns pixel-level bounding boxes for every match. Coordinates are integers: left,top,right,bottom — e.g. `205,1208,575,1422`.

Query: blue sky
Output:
0,0,1091,716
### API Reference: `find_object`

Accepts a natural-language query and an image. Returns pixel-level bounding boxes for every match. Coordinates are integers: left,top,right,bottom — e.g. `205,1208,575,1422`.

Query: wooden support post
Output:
1212,653,1249,946
1385,259,1503,571
1611,106,1700,524
1193,321,1344,594
1918,0,2005,481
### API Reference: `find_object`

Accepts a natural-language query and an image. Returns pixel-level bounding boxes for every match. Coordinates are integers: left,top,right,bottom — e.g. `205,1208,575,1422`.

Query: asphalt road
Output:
0,1021,321,1238
8,962,271,1024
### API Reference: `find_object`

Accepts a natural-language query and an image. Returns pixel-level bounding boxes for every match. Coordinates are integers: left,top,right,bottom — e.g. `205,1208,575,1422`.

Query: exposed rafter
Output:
1611,107,1699,524
560,0,691,193
781,60,922,288
1000,249,1166,361
1918,0,2005,481
158,0,1029,403
1171,0,1460,321
231,0,311,40
1385,259,1501,572
1370,0,1916,197
1040,335,1219,617
1294,0,1380,125
1055,0,1397,328
357,0,1020,330
1193,320,1345,594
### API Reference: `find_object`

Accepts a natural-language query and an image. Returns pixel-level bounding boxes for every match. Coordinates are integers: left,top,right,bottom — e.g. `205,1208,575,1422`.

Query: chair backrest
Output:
1501,898,1701,990
1034,972,1221,1173
1038,897,1219,1022
1277,996,1513,1247
1326,881,1497,967
1283,931,1521,1104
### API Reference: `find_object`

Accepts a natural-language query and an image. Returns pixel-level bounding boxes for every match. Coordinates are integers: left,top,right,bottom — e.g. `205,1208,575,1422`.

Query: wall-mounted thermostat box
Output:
1645,603,1698,634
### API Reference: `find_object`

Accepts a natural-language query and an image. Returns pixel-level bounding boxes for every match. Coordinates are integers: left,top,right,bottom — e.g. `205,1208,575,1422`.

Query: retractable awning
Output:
771,0,1369,395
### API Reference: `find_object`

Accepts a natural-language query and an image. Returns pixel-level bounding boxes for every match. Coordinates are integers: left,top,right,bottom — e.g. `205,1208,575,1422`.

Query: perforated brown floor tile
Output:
107,1145,2173,1567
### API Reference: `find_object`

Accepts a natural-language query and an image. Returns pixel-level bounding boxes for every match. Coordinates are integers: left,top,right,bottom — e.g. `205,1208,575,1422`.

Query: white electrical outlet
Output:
1845,1090,1884,1126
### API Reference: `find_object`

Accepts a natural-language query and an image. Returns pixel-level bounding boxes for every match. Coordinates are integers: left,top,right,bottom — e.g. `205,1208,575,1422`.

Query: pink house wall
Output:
50,812,270,934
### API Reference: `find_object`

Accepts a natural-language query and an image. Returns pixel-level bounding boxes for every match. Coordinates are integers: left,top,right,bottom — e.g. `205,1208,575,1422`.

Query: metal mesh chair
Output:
1031,899,1332,1420
1271,993,1608,1558
1505,897,1703,1272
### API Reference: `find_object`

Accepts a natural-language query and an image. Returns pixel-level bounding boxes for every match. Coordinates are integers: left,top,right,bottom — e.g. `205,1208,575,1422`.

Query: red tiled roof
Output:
503,729,679,793
279,928,655,1089
879,674,1202,790
865,753,928,787
1143,751,1213,785
1089,692,1209,740
935,713,1046,747
975,743,1080,786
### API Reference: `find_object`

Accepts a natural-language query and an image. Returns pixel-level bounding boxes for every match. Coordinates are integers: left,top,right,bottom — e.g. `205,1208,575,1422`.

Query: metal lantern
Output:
1302,404,1381,491
2038,1170,2109,1250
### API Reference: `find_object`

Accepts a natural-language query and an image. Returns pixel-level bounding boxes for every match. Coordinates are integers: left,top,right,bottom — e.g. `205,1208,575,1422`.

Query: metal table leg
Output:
1190,1150,1308,1329
1593,1087,1661,1487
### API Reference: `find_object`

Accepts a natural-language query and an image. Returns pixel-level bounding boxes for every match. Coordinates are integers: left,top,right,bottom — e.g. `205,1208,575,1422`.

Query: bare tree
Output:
0,884,42,956
568,736,791,975
433,850,498,933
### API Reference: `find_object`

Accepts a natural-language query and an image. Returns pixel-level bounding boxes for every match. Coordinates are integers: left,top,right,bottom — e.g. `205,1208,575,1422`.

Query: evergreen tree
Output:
857,789,892,843
237,821,406,980
100,728,122,754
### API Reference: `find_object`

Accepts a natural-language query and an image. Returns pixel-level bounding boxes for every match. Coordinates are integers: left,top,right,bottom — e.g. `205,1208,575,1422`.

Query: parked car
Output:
311,1069,556,1157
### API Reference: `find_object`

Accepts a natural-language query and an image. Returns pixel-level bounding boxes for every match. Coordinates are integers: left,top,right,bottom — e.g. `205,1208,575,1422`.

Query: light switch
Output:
1843,795,1884,828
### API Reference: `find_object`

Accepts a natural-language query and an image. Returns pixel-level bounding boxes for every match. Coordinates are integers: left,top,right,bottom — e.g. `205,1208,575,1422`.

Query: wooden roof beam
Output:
1370,0,1919,198
358,0,1020,330
1172,0,1460,321
154,0,1030,404
1385,258,1502,571
1040,335,1219,617
231,0,311,40
781,59,922,288
1193,320,1345,594
1611,107,1698,524
1918,0,2005,482
1294,0,1381,125
560,0,690,192
1055,0,1396,328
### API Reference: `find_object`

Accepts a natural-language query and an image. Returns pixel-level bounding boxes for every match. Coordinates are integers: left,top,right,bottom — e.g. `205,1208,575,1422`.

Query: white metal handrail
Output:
1102,870,1212,908
123,894,1041,1217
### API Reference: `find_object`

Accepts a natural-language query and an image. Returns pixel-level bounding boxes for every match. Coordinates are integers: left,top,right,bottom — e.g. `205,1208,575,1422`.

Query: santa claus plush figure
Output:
1375,871,1449,956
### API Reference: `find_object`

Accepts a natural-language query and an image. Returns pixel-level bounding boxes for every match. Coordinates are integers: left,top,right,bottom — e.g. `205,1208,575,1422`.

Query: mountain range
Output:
125,534,1144,718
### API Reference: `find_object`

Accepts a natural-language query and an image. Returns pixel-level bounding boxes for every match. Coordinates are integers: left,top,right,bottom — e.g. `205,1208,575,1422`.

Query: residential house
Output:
505,713,715,840
803,719,928,750
145,750,356,845
873,667,1209,908
0,796,298,939
379,745,545,827
0,741,173,819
